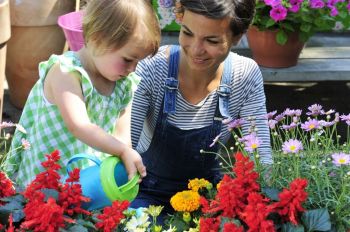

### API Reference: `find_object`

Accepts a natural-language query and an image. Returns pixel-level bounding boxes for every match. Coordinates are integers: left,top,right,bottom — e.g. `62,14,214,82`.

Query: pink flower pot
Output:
58,11,84,52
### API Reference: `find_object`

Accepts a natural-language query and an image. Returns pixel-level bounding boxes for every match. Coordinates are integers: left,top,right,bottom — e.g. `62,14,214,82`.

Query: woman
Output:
131,0,272,220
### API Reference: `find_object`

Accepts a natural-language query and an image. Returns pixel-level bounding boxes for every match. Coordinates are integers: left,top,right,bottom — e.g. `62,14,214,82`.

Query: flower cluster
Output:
225,103,350,230
252,0,350,44
155,0,179,29
0,150,131,231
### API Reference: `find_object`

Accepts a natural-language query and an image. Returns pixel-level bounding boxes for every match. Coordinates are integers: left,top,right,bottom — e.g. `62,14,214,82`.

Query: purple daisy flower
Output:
282,122,298,130
306,104,324,116
209,133,222,148
268,119,278,129
265,110,277,120
242,133,261,153
282,139,303,154
226,118,246,130
319,120,336,127
301,119,320,131
275,112,285,122
158,0,174,8
331,153,350,166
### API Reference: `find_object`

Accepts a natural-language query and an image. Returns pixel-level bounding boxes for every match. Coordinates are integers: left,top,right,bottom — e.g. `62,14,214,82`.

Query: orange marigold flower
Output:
170,190,201,212
188,178,211,192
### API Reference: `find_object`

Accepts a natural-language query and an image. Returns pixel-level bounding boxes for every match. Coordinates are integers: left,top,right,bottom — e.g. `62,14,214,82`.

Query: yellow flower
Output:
170,190,200,212
216,180,222,190
188,178,211,192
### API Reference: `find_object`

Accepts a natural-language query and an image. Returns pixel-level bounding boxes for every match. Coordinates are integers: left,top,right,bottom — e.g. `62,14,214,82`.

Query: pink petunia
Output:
310,0,326,8
270,5,288,22
264,0,281,7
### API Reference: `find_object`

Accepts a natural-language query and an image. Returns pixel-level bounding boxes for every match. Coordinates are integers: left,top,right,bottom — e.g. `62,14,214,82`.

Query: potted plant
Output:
247,0,350,68
0,0,10,122
5,0,75,109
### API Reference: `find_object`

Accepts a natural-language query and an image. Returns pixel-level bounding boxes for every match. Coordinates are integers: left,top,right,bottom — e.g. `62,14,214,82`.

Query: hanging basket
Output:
247,26,305,68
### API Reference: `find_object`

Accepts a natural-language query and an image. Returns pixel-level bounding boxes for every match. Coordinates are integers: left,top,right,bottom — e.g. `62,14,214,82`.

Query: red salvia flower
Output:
270,178,308,225
0,172,15,204
95,200,129,232
223,222,245,232
240,192,275,232
6,214,15,232
21,197,70,232
199,217,221,232
201,152,260,218
58,168,90,216
24,150,62,199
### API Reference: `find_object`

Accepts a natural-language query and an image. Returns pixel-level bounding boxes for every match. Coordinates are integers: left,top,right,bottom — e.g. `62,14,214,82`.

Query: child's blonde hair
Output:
83,0,161,55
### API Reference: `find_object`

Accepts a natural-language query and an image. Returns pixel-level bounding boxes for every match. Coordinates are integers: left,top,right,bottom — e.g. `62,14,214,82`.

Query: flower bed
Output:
0,103,349,231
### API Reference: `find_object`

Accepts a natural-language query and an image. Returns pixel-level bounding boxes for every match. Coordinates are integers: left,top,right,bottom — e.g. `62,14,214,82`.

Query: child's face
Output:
92,37,152,81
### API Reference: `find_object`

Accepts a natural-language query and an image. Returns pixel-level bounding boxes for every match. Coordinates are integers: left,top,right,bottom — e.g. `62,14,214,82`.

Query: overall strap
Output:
163,45,180,114
216,52,233,120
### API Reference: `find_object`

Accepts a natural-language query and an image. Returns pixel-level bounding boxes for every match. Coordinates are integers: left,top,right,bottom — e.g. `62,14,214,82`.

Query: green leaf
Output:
265,19,276,28
0,200,23,212
41,188,59,201
281,222,305,232
65,224,89,232
0,194,25,204
262,187,280,201
301,208,332,231
300,24,311,32
276,30,288,45
12,209,25,223
76,219,96,229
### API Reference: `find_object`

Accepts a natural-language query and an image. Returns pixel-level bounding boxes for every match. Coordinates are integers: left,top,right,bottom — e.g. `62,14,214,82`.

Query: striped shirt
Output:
131,46,272,164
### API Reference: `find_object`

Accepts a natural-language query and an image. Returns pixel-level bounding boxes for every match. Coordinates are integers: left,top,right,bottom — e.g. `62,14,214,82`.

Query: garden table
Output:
161,32,350,82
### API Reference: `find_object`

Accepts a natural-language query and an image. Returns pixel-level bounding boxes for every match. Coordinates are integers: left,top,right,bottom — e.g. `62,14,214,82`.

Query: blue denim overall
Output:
131,46,233,221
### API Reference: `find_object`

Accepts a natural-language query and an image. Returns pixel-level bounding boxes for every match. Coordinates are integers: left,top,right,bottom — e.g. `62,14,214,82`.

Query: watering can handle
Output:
66,153,101,174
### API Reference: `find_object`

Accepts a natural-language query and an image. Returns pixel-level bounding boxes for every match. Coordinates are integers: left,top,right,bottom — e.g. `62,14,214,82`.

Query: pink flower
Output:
21,138,31,150
301,119,320,131
310,0,326,8
331,153,350,166
270,5,288,22
282,139,303,154
306,104,324,116
264,0,281,7
241,133,261,153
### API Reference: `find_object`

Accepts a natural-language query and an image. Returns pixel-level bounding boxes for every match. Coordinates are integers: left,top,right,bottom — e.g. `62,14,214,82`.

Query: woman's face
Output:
179,10,240,72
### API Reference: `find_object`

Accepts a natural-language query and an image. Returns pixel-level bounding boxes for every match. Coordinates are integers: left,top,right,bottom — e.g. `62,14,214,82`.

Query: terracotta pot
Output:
247,26,305,68
5,0,75,109
0,0,11,122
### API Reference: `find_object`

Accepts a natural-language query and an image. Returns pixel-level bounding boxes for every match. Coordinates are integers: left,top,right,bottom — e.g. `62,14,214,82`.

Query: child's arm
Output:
113,104,132,147
44,63,146,180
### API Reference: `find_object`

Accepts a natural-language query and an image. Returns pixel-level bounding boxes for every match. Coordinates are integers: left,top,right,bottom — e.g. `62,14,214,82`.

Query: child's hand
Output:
119,147,146,182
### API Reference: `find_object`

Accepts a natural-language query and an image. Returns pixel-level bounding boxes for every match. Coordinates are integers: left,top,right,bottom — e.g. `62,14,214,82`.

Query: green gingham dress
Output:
4,51,140,187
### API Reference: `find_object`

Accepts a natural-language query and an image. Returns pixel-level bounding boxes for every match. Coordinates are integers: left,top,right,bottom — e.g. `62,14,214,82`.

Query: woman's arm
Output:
131,59,155,149
237,58,272,164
